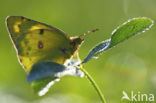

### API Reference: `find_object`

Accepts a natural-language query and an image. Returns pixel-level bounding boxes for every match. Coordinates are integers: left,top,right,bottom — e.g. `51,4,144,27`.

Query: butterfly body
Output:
6,16,83,73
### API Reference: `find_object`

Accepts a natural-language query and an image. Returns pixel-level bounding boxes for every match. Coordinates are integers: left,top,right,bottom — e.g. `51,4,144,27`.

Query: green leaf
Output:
82,39,110,63
109,17,154,47
31,76,58,96
27,60,84,96
27,61,65,96
27,62,65,82
83,17,154,63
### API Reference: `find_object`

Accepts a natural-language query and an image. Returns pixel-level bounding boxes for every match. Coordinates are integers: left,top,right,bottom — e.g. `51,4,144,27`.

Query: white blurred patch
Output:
0,91,25,103
0,91,88,103
37,94,88,103
56,59,84,78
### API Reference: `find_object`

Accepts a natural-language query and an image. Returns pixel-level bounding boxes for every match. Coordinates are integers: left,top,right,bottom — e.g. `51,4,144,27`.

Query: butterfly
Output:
6,16,98,95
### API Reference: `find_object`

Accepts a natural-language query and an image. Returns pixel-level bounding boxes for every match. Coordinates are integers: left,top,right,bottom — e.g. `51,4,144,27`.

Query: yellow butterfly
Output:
6,16,84,73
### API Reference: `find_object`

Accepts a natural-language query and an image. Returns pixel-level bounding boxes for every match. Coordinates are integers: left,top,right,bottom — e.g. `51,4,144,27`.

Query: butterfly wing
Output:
6,16,69,43
6,16,74,73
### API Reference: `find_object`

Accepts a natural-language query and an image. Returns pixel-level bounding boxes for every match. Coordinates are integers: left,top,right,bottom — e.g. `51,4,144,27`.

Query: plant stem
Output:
79,65,107,103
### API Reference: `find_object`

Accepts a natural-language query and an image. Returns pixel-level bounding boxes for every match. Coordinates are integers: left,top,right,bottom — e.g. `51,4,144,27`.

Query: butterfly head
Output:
70,36,84,52
70,29,99,53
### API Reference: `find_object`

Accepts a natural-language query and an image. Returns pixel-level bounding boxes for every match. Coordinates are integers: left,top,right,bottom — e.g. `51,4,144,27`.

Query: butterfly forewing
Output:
6,16,74,73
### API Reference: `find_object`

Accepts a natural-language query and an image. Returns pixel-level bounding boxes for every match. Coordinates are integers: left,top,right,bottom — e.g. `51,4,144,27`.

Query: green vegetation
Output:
0,0,156,103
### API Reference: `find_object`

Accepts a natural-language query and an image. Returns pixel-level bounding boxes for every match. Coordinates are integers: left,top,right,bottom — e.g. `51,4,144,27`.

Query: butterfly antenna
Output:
80,28,99,37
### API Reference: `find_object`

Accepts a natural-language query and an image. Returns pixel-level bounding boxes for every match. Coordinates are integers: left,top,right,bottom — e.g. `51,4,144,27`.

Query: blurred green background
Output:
0,0,156,103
